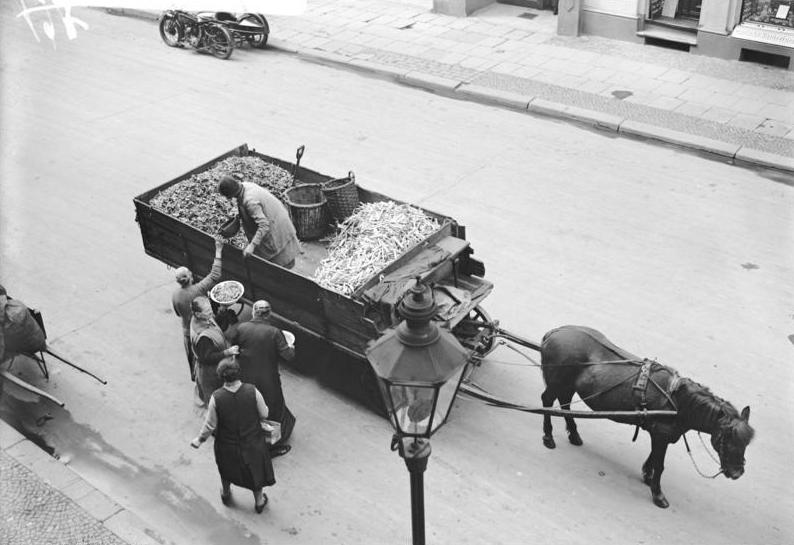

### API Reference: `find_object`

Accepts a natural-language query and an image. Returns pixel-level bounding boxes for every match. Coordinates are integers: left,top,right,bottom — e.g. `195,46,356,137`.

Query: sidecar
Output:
215,12,269,49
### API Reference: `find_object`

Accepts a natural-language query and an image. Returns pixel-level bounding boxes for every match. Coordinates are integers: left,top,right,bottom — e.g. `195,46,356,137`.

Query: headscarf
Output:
189,296,225,350
252,299,271,318
174,267,192,286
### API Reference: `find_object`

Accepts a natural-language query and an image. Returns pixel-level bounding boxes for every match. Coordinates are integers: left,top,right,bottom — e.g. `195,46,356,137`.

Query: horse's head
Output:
712,406,754,479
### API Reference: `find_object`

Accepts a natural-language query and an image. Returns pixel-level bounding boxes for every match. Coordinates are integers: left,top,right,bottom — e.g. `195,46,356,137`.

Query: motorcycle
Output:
159,11,235,60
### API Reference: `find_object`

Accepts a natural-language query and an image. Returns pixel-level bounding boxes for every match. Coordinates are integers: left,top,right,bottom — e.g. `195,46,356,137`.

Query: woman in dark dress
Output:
191,358,275,513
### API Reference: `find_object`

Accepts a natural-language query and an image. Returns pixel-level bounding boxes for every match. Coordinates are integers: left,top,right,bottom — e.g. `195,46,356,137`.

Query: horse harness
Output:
631,359,680,441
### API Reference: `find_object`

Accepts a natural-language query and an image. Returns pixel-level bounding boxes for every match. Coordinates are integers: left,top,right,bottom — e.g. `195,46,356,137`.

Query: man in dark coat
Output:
229,299,296,457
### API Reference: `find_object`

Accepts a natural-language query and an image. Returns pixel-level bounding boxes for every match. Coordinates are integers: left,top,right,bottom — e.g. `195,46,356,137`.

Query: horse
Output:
539,325,754,508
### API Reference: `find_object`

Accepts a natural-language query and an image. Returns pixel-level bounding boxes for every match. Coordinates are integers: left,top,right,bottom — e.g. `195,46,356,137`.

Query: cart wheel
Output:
206,23,234,60
159,15,183,47
238,13,269,48
453,305,496,357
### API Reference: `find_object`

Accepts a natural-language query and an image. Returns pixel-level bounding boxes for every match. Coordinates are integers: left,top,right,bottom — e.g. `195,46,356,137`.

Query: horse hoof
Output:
568,432,583,446
543,435,556,449
652,494,669,509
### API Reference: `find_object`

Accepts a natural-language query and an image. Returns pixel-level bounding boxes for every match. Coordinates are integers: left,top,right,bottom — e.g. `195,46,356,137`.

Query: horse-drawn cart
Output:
133,143,498,408
132,144,754,508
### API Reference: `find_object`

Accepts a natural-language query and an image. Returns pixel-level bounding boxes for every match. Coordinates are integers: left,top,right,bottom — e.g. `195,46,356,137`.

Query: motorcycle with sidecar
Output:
158,11,236,59
159,11,270,59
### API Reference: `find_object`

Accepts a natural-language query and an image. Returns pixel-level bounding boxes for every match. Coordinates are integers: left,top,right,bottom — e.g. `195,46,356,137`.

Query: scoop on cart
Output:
218,216,240,239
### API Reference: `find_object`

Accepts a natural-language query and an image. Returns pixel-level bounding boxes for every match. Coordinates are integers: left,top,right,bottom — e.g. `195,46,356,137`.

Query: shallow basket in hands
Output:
283,183,329,240
321,173,359,224
218,216,240,238
209,280,245,305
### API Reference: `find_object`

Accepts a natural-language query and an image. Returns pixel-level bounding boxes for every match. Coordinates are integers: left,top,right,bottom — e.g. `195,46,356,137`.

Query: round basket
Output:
209,280,245,306
321,175,359,224
284,184,328,240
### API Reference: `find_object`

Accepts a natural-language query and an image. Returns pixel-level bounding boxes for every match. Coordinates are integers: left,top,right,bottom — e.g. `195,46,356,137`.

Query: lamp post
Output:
366,281,470,545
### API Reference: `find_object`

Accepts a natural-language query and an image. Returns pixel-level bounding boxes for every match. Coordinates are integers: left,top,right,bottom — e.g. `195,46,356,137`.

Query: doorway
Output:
649,0,701,27
676,0,702,19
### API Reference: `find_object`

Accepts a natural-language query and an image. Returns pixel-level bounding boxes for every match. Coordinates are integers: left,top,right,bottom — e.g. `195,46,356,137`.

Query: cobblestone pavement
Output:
0,420,159,545
0,450,127,545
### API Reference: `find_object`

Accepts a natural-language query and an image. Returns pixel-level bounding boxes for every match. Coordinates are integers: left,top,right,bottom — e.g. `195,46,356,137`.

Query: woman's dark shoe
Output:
220,490,232,506
270,444,292,458
254,493,268,513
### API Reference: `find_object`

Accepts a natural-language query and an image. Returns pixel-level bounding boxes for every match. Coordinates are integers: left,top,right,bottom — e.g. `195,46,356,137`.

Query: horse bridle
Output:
713,425,746,469
683,432,723,479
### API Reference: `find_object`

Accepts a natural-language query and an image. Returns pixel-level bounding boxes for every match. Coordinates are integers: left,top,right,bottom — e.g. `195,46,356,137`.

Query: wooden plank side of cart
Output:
133,143,491,359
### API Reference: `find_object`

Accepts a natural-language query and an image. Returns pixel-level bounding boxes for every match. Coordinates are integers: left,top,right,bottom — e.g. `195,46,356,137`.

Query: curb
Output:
618,120,741,158
528,98,624,132
103,10,794,175
0,419,162,545
456,84,532,111
734,146,794,172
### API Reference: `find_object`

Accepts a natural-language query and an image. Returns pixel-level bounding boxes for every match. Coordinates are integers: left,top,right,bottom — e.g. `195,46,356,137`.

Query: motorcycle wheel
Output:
238,13,269,49
206,23,234,60
158,15,183,47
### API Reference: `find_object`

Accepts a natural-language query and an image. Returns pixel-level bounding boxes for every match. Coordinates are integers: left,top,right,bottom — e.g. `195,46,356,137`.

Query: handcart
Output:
1,297,107,407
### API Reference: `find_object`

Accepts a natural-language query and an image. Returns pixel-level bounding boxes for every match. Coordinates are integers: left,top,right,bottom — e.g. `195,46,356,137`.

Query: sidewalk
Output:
0,419,160,545
106,0,794,173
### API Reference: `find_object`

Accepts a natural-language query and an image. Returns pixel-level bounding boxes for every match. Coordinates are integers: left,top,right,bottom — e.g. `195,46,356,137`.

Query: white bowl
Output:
209,280,244,305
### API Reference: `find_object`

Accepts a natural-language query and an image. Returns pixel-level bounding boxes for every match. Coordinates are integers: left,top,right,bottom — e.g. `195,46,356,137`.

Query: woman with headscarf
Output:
191,358,276,513
190,296,238,404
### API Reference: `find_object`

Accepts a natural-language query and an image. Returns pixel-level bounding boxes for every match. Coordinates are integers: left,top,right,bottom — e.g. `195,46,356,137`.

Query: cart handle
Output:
1,370,65,407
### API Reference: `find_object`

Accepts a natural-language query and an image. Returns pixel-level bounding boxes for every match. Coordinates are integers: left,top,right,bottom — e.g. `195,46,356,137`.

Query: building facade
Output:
580,0,794,68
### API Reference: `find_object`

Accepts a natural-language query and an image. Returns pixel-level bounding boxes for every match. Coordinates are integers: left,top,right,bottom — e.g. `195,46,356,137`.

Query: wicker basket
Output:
284,184,328,240
321,173,359,224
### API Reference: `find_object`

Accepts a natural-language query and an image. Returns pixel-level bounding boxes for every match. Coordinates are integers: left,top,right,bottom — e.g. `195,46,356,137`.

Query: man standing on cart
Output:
217,175,300,269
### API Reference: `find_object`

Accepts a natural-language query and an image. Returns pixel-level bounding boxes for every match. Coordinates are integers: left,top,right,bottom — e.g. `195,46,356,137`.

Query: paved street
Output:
1,4,793,545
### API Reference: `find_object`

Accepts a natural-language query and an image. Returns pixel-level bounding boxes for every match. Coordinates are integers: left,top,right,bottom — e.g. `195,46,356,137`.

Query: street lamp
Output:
365,281,470,545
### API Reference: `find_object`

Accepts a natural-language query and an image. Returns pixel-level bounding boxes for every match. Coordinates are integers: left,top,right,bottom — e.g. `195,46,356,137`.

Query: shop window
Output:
742,1,794,27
